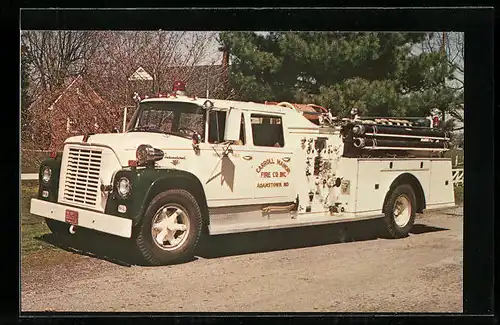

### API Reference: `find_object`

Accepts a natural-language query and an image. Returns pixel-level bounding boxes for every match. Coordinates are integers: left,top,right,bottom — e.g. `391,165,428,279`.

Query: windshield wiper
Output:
128,126,196,140
163,131,192,139
128,125,162,133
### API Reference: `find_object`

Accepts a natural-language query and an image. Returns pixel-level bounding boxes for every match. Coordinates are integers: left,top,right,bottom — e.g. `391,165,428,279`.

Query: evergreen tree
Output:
219,32,461,119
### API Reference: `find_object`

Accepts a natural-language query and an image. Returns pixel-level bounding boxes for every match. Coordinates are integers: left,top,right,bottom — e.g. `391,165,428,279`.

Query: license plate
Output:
65,209,79,225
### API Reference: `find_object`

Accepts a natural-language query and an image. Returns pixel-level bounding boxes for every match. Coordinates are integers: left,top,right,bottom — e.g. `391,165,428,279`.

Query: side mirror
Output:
224,107,242,142
202,100,214,110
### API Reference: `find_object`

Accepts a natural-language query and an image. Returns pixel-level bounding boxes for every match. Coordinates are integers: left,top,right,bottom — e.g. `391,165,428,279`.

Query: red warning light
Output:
173,81,186,92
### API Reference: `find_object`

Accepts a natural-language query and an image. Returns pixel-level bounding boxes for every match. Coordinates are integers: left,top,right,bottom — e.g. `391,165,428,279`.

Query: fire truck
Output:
30,82,456,265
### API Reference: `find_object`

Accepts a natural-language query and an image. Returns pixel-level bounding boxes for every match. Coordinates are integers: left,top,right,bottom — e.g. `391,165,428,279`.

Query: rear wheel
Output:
135,189,203,266
383,184,416,238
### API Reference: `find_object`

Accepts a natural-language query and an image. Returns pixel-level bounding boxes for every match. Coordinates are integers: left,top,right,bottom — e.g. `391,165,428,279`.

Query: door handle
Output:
243,155,253,161
282,157,291,162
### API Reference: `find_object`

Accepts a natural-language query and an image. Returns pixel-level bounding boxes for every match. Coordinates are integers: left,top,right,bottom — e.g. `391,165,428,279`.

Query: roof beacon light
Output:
173,81,186,92
173,81,187,96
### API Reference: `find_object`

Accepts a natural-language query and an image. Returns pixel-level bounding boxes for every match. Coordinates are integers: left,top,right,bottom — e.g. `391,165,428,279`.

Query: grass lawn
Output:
20,182,56,255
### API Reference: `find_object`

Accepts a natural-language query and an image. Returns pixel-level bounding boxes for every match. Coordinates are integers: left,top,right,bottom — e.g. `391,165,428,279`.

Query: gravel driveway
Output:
21,206,463,312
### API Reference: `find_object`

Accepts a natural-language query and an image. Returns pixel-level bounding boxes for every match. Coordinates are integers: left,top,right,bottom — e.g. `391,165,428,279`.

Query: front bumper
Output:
30,199,132,238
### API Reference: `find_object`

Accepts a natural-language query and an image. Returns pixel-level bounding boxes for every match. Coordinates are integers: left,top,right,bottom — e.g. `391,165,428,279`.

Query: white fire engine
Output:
30,82,456,265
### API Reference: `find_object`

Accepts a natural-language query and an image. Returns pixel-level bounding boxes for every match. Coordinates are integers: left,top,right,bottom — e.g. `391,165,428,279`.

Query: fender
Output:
105,168,208,227
382,172,426,214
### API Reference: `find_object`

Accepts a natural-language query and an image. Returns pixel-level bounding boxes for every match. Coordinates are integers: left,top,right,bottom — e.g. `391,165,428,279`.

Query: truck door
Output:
249,113,296,203
202,110,255,207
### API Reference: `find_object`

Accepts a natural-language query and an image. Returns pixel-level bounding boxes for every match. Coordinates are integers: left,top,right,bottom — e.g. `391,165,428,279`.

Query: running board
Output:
422,202,458,213
208,212,384,235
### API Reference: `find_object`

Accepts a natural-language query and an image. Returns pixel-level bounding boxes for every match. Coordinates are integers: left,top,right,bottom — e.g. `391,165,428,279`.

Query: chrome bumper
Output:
30,199,132,238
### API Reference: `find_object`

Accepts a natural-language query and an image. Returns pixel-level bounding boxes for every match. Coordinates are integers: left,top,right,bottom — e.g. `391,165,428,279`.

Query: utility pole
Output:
206,68,210,98
441,32,447,126
128,67,154,132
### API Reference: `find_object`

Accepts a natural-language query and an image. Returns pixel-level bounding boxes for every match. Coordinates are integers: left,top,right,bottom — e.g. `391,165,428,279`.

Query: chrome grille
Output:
63,148,102,206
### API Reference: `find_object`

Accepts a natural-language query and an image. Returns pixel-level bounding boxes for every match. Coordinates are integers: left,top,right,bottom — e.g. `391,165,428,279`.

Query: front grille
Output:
63,148,102,206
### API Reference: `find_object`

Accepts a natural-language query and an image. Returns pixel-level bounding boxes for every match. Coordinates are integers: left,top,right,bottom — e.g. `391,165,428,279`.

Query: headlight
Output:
116,177,131,198
42,166,52,184
136,144,164,166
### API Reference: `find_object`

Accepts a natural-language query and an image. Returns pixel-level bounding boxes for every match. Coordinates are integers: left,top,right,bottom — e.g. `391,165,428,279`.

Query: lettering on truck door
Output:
249,113,295,202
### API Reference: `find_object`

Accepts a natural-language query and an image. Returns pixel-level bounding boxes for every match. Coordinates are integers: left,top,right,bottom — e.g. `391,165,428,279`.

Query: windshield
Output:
128,101,205,139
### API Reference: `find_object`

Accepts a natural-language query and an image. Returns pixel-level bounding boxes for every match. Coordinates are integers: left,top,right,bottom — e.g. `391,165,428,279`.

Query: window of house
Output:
208,111,246,145
66,118,80,134
250,114,285,147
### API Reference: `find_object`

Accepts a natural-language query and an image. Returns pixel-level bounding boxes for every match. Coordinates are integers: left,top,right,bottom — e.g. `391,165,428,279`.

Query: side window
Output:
208,110,226,144
208,111,246,145
250,114,284,147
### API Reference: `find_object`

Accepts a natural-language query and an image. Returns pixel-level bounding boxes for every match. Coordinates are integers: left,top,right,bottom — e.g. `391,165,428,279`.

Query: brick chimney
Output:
221,46,230,97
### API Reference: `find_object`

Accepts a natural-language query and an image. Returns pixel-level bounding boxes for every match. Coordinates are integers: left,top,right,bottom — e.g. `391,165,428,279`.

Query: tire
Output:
135,189,203,266
45,218,71,237
382,184,416,238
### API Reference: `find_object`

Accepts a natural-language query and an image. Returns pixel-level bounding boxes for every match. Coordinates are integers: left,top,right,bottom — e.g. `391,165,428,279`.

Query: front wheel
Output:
134,189,203,265
382,184,416,238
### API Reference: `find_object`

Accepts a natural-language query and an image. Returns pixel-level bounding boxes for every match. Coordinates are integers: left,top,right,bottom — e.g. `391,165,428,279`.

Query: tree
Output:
419,32,464,124
21,31,103,100
420,32,463,91
21,30,229,152
21,43,32,142
86,31,228,108
219,32,461,119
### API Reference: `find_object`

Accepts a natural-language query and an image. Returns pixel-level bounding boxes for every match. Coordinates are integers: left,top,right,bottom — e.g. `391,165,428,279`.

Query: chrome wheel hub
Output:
393,195,411,227
151,204,189,251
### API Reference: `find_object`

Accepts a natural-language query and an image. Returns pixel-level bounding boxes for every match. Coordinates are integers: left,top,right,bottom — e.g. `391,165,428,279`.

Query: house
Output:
129,50,230,99
28,75,120,151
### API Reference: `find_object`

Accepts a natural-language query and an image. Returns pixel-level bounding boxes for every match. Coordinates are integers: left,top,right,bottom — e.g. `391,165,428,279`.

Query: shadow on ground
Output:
35,231,143,267
35,220,448,267
410,224,449,235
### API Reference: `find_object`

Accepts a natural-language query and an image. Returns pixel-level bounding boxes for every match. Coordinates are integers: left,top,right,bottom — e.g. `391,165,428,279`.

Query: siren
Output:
172,81,187,96
173,81,186,91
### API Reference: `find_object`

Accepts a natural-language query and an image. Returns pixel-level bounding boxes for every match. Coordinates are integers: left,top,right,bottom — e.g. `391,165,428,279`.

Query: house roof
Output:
29,75,104,112
127,65,226,82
